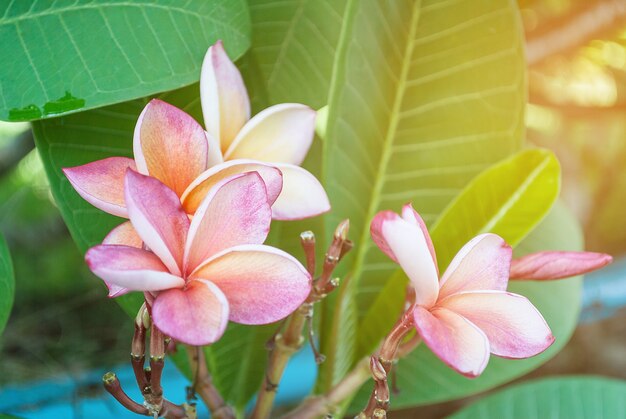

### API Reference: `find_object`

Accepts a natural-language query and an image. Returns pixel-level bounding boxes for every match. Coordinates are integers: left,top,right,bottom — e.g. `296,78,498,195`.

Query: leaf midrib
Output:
350,0,422,284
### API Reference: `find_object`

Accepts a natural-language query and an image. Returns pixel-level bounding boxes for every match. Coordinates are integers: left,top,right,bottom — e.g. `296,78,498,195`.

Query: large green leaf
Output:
431,148,560,268
205,323,276,412
318,0,526,391
350,202,583,410
449,376,626,419
0,234,14,335
356,149,561,357
246,0,348,108
0,0,250,121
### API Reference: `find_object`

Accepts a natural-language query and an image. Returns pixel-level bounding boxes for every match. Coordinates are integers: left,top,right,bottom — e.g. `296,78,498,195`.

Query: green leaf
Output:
449,376,626,419
350,202,583,410
0,0,250,121
0,233,15,335
318,0,526,391
430,148,561,269
205,323,276,412
245,0,348,108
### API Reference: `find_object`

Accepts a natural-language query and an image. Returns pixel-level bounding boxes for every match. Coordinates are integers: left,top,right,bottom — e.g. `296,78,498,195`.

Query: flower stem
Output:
187,346,235,419
359,310,415,418
250,221,351,419
282,307,419,419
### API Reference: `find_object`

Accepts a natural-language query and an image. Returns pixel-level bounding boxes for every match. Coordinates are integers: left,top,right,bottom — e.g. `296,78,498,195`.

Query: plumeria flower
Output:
86,169,311,345
63,43,329,231
198,40,329,220
371,204,553,377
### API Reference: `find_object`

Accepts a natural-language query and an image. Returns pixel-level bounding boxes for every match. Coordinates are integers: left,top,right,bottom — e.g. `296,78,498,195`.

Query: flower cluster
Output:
64,41,329,345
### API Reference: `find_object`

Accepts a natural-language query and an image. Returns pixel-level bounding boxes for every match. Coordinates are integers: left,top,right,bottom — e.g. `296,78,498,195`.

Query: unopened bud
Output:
373,408,387,418
301,231,315,242
334,219,350,241
102,371,117,385
370,357,387,381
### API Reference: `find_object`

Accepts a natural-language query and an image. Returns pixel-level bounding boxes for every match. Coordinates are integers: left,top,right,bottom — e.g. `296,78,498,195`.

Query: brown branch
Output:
250,221,351,419
526,0,626,66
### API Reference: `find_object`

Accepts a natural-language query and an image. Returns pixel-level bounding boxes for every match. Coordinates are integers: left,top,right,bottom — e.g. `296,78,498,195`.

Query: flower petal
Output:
510,251,613,280
180,159,283,214
438,234,512,300
200,40,250,152
190,244,311,325
413,306,490,378
101,222,143,296
63,157,135,218
271,164,330,220
401,204,438,276
105,283,129,298
152,279,229,346
103,221,143,248
125,170,189,276
86,245,185,292
370,210,439,307
183,172,272,274
133,99,208,196
224,103,316,165
440,291,554,358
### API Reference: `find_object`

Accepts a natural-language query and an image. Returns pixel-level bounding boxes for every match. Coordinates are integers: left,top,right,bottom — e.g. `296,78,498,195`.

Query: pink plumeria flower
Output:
510,251,612,280
63,41,330,231
198,40,329,219
371,204,554,378
86,169,311,345
63,99,283,238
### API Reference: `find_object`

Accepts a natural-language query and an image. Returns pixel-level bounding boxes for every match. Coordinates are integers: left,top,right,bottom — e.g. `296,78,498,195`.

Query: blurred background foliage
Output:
0,0,626,416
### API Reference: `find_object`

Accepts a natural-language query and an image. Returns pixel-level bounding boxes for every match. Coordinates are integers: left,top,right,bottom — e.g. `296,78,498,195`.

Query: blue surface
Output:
2,259,625,417
0,346,317,418
580,257,626,322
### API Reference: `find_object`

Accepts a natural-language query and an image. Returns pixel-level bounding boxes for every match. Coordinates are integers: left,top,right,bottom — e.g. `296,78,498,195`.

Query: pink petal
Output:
105,283,129,298
101,221,142,297
124,170,189,276
86,245,185,292
133,99,208,196
180,159,283,214
271,164,330,220
370,210,439,307
223,104,316,165
401,204,438,276
63,157,136,218
103,221,143,248
190,244,311,325
413,306,490,378
200,40,250,152
438,234,512,300
440,291,554,358
510,251,613,280
183,172,272,274
152,279,229,345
